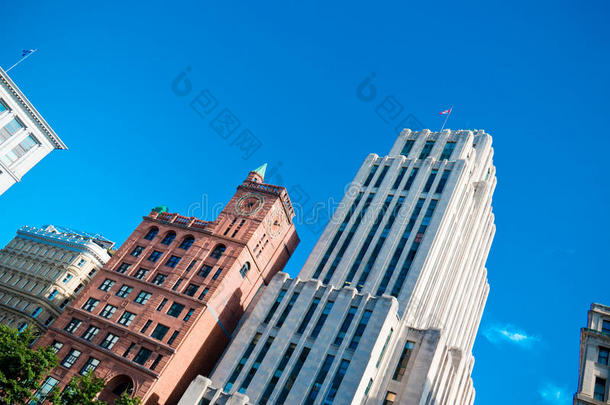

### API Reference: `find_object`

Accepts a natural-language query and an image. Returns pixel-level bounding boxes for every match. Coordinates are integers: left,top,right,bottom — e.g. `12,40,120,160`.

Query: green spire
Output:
152,205,168,214
253,163,267,180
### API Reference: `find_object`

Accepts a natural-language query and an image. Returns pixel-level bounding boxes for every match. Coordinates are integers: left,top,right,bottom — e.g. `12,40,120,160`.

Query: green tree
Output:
50,371,106,405
113,393,141,405
0,324,57,405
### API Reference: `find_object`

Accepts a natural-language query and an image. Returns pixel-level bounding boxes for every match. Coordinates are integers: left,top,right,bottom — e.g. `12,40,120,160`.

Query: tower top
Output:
246,163,267,183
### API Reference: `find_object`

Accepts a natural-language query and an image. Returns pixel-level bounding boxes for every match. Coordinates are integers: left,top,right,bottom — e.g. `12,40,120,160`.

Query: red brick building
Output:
35,166,299,405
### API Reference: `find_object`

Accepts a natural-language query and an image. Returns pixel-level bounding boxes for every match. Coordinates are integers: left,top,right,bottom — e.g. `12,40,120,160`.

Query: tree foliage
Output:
113,393,142,405
0,324,57,405
50,371,107,405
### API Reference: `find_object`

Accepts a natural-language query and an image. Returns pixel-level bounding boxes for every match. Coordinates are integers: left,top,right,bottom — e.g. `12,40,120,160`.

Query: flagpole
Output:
5,49,37,73
440,105,453,132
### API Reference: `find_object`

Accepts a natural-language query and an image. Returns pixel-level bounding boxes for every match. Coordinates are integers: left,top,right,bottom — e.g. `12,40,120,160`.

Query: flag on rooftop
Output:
440,108,452,115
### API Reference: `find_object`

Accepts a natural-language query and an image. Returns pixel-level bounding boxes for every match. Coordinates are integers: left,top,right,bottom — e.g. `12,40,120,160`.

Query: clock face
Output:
266,206,286,238
235,193,264,216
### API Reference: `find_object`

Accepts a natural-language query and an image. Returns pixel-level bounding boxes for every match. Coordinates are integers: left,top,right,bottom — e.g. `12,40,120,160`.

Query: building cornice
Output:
0,67,67,150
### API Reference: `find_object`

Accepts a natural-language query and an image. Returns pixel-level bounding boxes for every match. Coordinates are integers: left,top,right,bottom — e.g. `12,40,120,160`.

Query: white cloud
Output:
539,383,570,405
482,324,540,348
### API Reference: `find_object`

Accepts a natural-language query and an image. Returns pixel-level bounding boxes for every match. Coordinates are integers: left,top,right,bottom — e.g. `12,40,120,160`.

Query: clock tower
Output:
35,164,299,405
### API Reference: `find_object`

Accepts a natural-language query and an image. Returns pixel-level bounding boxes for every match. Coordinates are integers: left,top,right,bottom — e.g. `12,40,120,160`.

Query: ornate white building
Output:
0,67,67,195
179,128,496,405
574,303,610,404
0,225,114,332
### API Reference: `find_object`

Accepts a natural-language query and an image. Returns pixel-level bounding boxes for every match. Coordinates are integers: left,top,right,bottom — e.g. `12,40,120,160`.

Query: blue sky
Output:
1,1,609,403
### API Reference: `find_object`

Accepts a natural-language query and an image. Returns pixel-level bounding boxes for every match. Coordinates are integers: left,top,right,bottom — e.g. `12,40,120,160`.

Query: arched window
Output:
239,262,250,278
144,227,159,241
179,236,195,250
210,244,226,259
161,231,176,245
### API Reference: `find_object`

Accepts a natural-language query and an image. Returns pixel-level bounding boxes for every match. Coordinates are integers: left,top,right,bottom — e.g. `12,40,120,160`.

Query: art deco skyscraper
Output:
35,166,299,405
179,128,496,405
574,303,610,404
0,67,67,194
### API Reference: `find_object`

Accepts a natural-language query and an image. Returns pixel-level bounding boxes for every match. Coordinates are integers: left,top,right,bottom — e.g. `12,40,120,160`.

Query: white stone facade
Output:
0,225,113,332
179,129,496,405
574,304,610,404
0,67,66,195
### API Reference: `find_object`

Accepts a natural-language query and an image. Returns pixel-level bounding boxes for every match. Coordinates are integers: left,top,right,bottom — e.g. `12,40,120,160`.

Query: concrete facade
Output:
0,225,113,333
179,128,496,405
35,168,299,405
574,304,610,404
0,67,66,195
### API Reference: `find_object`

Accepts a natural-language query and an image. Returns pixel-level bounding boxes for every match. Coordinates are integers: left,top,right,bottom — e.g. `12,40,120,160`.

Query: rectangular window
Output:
33,376,59,403
440,141,456,160
419,140,435,159
148,251,162,262
133,347,152,365
594,377,606,401
151,273,167,285
100,304,117,319
198,288,210,300
82,298,99,312
363,165,378,187
423,169,438,192
392,167,407,190
165,255,181,268
393,340,415,381
79,357,100,375
401,140,415,156
238,336,275,393
599,347,610,365
100,333,119,350
373,165,390,188
51,341,64,354
297,297,320,334
81,326,100,341
167,302,185,318
376,329,393,367
224,332,262,391
183,308,194,321
603,320,610,334
276,292,299,328
172,278,184,291
435,170,451,193
185,259,197,273
276,346,311,404
32,307,42,318
47,289,58,301
197,265,213,278
1,134,40,166
311,300,334,338
133,268,149,279
167,331,179,345
259,343,297,405
116,263,131,274
322,359,350,404
150,354,163,371
62,274,73,283
115,284,133,298
157,298,168,311
348,310,372,350
264,289,286,324
98,278,115,292
211,268,223,280
334,306,358,346
61,349,81,368
118,311,136,326
130,246,144,257
64,318,82,334
141,320,152,333
134,291,152,304
150,324,169,341
0,99,7,113
123,343,135,357
383,391,397,405
305,354,335,404
184,284,199,297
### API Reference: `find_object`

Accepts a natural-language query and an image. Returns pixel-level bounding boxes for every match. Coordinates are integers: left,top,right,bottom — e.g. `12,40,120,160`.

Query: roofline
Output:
0,67,67,150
